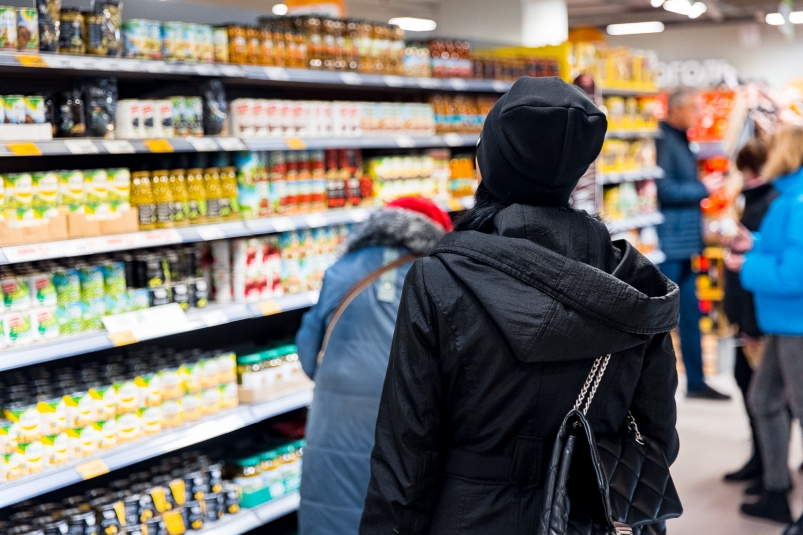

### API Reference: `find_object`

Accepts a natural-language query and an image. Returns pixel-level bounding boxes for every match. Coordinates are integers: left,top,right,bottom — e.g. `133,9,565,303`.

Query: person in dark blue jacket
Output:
295,196,452,535
656,89,727,400
722,125,803,531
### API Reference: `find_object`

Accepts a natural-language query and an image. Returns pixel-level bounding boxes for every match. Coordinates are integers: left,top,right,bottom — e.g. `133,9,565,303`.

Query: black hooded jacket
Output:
359,205,680,535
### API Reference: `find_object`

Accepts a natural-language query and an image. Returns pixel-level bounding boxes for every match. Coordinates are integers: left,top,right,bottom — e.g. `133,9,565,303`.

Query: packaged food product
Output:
36,0,60,53
82,77,117,139
123,19,147,58
90,383,117,420
219,382,238,409
200,387,221,415
93,419,117,449
1,451,21,482
161,21,182,60
108,168,131,213
37,397,66,435
58,8,84,54
156,99,174,138
67,425,97,458
92,0,122,57
55,302,82,335
0,419,19,455
115,99,143,139
59,170,85,212
201,79,227,136
213,26,228,63
3,95,25,124
17,440,44,475
161,398,182,428
141,99,155,137
115,410,141,442
2,274,30,310
32,307,59,339
0,6,17,49
186,97,203,137
83,11,105,55
54,267,81,304
32,171,59,221
23,95,45,124
41,431,69,467
138,406,163,435
4,403,40,443
131,171,156,229
64,389,96,428
4,310,34,345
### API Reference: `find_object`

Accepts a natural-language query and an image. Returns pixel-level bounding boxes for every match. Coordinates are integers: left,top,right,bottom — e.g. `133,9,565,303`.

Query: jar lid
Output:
236,354,261,365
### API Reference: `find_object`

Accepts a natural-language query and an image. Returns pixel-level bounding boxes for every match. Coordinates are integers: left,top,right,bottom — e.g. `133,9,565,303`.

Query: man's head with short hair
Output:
666,89,700,132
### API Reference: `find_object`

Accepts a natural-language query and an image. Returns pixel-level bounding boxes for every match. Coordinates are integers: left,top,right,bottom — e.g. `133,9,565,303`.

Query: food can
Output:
221,482,241,514
115,100,143,139
198,24,213,63
54,268,81,304
3,95,25,124
0,7,17,49
23,96,45,124
122,19,147,58
185,499,205,530
203,493,223,521
181,22,196,61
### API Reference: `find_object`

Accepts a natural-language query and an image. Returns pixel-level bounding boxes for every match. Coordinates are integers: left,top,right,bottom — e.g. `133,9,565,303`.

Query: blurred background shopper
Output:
720,125,803,532
295,196,452,535
359,77,681,535
657,89,729,400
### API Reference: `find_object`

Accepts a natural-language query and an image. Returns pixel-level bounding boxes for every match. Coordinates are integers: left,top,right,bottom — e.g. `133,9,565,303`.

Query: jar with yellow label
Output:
220,166,239,220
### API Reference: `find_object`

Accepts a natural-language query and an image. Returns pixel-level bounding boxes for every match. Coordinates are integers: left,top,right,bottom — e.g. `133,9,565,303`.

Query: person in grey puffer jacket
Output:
295,196,452,535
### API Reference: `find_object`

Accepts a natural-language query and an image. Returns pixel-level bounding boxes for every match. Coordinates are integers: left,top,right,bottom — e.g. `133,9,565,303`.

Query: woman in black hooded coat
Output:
359,77,681,535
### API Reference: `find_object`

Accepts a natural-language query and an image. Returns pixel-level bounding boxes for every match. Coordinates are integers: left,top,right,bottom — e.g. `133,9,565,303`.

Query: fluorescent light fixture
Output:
663,0,691,15
650,0,665,6
388,17,437,32
688,2,707,18
606,21,665,35
272,3,288,15
766,11,803,24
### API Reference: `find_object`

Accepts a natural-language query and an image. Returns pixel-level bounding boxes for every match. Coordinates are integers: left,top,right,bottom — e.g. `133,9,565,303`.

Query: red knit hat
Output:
386,196,453,232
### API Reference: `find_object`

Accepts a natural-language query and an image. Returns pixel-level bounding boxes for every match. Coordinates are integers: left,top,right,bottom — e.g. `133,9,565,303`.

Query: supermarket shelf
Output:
0,388,313,508
600,87,659,97
605,211,664,234
691,140,728,159
644,249,666,265
0,208,373,265
0,52,513,93
0,134,481,159
0,291,320,372
198,493,301,535
605,130,660,140
599,166,664,185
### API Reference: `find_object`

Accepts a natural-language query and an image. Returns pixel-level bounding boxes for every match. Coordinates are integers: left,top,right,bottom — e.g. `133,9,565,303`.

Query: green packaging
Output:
53,268,81,304
1,276,30,311
101,261,126,296
80,298,106,331
23,96,45,124
108,168,131,213
56,302,83,335
4,173,34,227
59,170,85,213
84,169,110,219
29,272,56,307
79,264,105,300
0,7,18,50
31,307,58,340
32,172,59,221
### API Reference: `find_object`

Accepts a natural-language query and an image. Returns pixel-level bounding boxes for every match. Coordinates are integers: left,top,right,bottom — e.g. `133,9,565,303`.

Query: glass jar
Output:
236,354,263,391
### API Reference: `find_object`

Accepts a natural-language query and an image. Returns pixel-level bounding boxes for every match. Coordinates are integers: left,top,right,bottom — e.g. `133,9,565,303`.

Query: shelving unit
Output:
600,87,658,97
605,130,660,140
599,166,664,185
0,387,313,508
605,211,665,234
198,493,301,535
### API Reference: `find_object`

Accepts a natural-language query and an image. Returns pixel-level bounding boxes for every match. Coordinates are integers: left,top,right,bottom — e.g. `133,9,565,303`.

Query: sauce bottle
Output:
151,169,174,228
169,169,190,227
131,171,156,230
203,167,224,222
186,167,207,223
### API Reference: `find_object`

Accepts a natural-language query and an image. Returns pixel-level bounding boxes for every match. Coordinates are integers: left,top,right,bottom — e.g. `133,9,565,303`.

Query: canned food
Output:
161,21,183,60
185,499,205,530
17,8,38,50
221,482,241,514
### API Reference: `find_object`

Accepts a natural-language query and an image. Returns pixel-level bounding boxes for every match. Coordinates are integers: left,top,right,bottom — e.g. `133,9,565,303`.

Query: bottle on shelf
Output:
131,171,157,231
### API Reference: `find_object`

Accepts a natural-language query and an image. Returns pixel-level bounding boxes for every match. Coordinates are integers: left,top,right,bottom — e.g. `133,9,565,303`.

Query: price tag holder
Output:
6,142,41,156
108,330,138,347
64,139,99,155
144,139,174,153
76,458,110,480
394,135,416,149
193,64,218,76
264,67,290,81
285,138,307,150
197,226,226,241
102,140,136,154
103,303,190,343
187,137,220,152
15,55,48,68
258,300,283,316
340,72,363,85
217,138,247,151
220,65,245,77
202,310,228,327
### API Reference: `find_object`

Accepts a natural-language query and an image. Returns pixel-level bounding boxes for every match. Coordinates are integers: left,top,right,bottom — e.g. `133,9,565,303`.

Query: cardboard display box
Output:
0,209,139,247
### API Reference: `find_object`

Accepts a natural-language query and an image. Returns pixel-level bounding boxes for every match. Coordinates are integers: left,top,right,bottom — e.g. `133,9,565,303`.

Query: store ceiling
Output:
567,0,783,27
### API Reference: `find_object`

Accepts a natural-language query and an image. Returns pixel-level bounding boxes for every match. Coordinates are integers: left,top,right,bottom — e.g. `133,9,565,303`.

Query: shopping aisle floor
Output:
669,375,803,535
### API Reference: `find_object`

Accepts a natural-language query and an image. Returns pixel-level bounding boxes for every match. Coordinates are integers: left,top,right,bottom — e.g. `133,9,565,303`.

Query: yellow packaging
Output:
84,169,111,219
4,404,41,443
2,452,21,482
63,390,96,428
115,411,142,443
181,392,202,422
200,388,221,416
59,170,85,213
4,173,34,227
93,419,118,449
179,361,202,394
32,171,59,221
37,398,67,435
159,366,184,400
90,384,118,421
17,440,44,476
220,383,239,410
136,373,163,407
138,406,163,435
216,352,237,384
161,398,183,428
0,419,19,455
41,432,69,467
67,426,98,458
108,168,131,213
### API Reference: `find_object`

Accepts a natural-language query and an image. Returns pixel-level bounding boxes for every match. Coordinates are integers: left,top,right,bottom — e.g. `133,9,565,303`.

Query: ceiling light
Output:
663,0,691,15
272,3,288,15
650,0,665,6
388,17,437,32
606,21,665,35
766,11,803,24
688,2,707,18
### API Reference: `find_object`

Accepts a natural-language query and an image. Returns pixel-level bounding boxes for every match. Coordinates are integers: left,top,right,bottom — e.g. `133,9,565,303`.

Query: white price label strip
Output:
492,81,510,93
443,133,465,147
264,67,290,81
383,75,405,87
197,226,226,241
187,138,220,152
102,140,136,154
394,135,416,148
64,139,99,155
220,65,245,77
305,213,327,228
270,217,296,232
217,138,247,151
202,310,228,327
449,78,469,91
340,73,363,85
102,303,190,342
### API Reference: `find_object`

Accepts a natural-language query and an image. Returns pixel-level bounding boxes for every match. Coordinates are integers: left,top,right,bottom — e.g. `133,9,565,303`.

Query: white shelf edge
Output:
605,212,664,233
599,167,664,185
0,389,313,508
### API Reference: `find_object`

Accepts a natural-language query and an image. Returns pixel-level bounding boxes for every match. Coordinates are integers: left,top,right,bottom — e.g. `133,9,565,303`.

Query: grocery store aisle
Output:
668,375,803,535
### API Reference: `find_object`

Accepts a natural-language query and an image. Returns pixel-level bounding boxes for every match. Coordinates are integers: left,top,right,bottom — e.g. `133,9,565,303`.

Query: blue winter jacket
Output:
656,121,708,260
295,208,445,535
741,166,803,336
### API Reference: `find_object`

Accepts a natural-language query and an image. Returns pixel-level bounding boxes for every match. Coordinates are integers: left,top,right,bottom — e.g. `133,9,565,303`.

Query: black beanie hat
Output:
477,76,607,207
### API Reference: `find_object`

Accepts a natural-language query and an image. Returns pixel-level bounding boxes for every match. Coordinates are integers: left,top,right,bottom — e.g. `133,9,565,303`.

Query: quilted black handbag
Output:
537,355,683,535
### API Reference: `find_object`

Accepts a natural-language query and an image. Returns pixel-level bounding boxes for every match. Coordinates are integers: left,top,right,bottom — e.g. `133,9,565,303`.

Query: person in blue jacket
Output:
294,196,452,535
721,125,803,531
656,89,728,399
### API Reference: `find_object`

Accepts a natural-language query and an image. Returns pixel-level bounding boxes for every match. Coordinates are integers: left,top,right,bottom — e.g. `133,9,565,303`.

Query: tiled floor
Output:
668,374,803,535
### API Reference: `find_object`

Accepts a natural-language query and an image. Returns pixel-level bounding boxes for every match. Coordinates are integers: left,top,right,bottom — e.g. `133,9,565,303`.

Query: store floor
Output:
669,374,803,535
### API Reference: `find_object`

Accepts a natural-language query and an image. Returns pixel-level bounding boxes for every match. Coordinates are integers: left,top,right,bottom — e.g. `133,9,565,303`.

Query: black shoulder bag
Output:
538,354,683,535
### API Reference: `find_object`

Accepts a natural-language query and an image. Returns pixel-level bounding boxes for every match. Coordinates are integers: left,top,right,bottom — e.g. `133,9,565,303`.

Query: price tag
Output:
220,65,245,77
340,72,363,85
103,303,190,342
102,140,136,154
6,142,41,156
285,138,307,150
443,133,464,147
80,59,98,71
143,139,174,153
217,138,247,151
76,458,110,480
264,67,290,81
383,75,405,87
64,139,99,155
492,81,510,93
269,217,296,232
394,135,416,148
202,310,228,327
15,55,48,68
144,61,170,74
118,59,145,72
109,330,138,347
187,137,219,152
197,226,226,241
258,300,283,316
449,78,469,91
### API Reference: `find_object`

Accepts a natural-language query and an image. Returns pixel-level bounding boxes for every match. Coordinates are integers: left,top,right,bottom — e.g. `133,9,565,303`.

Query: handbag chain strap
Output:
573,353,645,445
